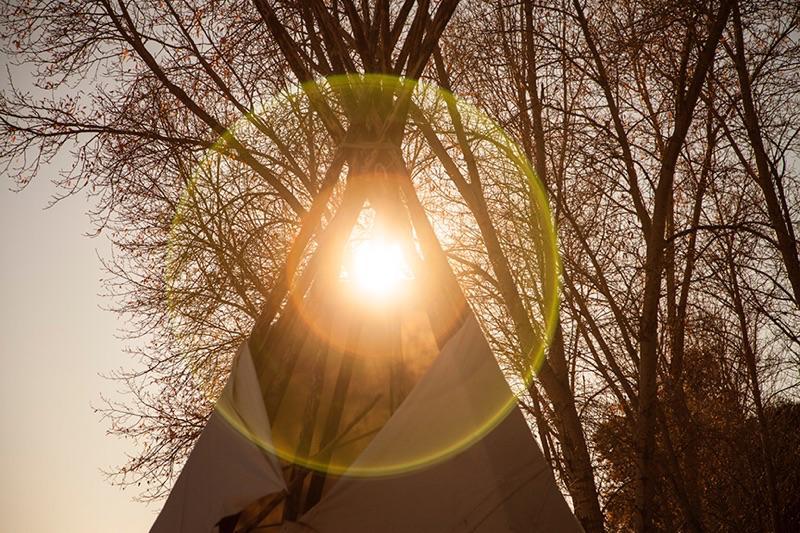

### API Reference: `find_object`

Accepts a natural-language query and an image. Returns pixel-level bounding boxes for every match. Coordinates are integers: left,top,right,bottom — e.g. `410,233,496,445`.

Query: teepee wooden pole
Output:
249,149,348,357
256,180,368,413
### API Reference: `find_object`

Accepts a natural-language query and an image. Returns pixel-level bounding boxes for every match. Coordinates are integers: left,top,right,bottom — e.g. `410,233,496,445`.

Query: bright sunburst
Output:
344,239,412,296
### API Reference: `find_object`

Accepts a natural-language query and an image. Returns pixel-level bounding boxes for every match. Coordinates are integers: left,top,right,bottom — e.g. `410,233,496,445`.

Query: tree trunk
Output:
634,2,733,530
730,2,800,309
726,243,783,533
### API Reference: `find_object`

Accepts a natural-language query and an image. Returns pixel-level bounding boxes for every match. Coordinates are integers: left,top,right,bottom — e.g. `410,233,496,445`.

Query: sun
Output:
343,238,412,296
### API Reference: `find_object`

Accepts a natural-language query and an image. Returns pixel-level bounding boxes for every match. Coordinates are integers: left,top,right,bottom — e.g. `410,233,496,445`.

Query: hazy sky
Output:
0,176,154,531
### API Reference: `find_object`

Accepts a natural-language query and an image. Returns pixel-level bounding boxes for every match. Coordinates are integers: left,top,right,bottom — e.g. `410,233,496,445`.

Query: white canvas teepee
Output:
151,315,582,532
150,343,285,532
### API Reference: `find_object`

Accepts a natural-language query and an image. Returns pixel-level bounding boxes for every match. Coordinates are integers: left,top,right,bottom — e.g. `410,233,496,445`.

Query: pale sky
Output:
0,176,155,531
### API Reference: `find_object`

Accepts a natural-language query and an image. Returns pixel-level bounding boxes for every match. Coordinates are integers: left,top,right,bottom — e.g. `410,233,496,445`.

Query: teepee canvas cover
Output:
150,343,286,532
151,314,581,532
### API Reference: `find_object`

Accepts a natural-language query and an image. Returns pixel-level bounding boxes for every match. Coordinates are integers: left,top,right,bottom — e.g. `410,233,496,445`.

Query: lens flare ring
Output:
165,73,560,477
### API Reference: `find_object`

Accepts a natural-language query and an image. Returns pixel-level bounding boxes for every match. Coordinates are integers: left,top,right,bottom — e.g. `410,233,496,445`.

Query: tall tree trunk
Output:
425,51,605,529
538,327,606,533
634,2,733,530
498,7,607,526
726,243,783,533
729,2,800,308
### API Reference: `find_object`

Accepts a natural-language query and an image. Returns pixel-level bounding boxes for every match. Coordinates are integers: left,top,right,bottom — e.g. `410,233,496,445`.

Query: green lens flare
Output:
166,74,560,477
